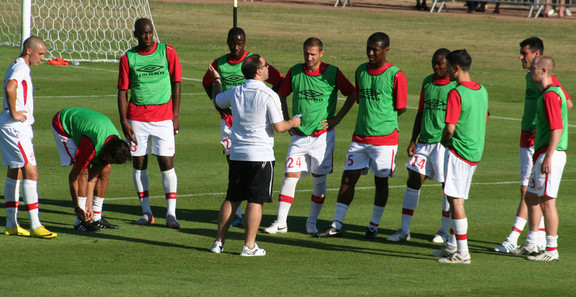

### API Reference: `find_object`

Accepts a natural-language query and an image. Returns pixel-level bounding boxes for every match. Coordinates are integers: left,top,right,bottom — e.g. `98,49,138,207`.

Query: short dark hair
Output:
134,18,153,32
520,37,544,55
101,136,131,164
367,32,390,49
446,49,472,71
242,54,262,79
433,48,450,59
303,37,323,51
228,27,246,41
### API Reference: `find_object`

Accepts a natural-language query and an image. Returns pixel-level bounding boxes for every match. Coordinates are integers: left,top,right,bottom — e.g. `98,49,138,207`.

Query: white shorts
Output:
220,119,232,156
520,146,534,186
129,120,175,157
344,142,397,178
443,150,477,199
284,129,335,177
405,142,445,183
52,126,77,166
0,125,36,168
527,151,566,198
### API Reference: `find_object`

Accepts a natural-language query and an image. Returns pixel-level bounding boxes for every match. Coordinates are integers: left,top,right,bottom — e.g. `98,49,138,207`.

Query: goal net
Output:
0,0,160,62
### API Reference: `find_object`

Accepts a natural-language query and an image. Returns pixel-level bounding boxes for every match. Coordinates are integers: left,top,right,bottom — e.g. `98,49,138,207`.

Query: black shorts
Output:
226,160,275,203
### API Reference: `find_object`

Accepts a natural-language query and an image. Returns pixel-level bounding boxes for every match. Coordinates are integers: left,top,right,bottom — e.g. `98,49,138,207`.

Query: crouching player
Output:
52,108,131,231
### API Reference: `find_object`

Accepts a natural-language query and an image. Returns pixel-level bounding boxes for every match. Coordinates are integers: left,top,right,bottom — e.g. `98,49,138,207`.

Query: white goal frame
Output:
0,0,160,62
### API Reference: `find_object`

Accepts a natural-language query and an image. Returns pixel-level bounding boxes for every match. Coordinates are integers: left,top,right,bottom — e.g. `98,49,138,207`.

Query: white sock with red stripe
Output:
439,195,451,234
537,216,546,247
368,205,386,231
133,169,152,215
452,218,469,256
162,168,177,217
93,196,104,221
506,216,526,245
308,175,326,224
76,196,87,226
5,177,20,229
276,177,299,225
546,235,558,253
331,202,349,229
22,179,41,230
400,187,419,233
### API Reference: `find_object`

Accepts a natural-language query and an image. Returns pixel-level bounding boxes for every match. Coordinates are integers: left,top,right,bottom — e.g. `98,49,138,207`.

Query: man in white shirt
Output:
207,54,300,256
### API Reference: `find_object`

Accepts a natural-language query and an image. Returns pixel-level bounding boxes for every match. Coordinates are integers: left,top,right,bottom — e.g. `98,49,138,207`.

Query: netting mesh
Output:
0,0,159,62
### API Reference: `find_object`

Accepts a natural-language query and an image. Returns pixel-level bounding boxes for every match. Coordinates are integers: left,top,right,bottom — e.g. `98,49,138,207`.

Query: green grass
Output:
0,1,575,296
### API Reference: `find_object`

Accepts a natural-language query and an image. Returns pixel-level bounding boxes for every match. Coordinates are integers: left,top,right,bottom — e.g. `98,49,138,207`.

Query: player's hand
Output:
290,116,301,128
208,64,220,79
541,155,552,174
121,122,136,142
11,110,27,122
320,117,340,131
75,207,87,222
85,206,94,222
173,117,180,135
407,141,417,157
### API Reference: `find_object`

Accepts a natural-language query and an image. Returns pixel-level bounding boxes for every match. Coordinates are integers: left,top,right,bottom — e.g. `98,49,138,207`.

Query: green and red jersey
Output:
352,62,407,145
278,62,355,136
533,84,569,160
417,74,456,143
445,81,489,164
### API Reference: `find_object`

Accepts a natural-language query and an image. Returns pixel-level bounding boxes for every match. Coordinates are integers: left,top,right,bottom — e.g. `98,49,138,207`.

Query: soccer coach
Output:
207,54,301,256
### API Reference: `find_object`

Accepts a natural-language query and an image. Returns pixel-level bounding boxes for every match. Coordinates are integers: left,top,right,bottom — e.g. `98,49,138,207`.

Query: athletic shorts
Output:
226,160,275,203
344,142,397,178
128,120,175,157
520,146,534,186
443,150,477,200
220,118,232,156
405,142,445,183
0,125,36,168
527,151,566,198
52,126,76,166
284,129,335,176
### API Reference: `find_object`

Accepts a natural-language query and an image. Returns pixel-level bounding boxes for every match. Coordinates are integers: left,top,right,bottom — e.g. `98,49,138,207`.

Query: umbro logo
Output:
300,89,324,98
223,74,245,85
361,89,382,100
136,65,164,72
424,98,447,111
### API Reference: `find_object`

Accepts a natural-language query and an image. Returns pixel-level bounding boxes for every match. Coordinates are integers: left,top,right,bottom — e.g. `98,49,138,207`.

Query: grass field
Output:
1,1,576,296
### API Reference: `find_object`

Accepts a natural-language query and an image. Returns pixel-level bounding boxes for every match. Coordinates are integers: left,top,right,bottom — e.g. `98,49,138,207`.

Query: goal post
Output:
0,0,160,62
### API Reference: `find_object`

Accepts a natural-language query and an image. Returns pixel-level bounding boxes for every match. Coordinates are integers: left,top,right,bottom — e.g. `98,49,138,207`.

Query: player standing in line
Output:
518,56,568,261
52,108,132,231
387,48,456,243
203,27,284,227
264,37,356,235
433,49,488,264
208,55,300,256
495,37,572,253
118,18,182,228
0,36,57,239
316,32,407,239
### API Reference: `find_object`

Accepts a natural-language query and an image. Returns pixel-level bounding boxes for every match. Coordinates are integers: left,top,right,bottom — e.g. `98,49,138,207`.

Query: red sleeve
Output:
417,87,425,112
335,69,355,96
166,45,182,83
203,59,219,87
278,69,293,97
445,89,461,125
266,64,284,87
544,91,564,130
393,71,407,110
74,136,96,170
117,54,130,90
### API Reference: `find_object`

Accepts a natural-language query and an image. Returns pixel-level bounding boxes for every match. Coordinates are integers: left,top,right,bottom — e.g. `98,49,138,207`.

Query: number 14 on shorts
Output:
409,155,426,170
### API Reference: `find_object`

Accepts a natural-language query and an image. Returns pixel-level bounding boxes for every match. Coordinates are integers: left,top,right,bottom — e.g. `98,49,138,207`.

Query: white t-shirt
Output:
1,57,34,127
215,79,284,161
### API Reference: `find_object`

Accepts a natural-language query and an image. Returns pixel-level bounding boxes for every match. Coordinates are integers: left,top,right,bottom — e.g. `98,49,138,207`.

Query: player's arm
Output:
117,55,135,141
167,46,182,134
172,81,181,134
542,129,561,174
394,71,408,116
4,80,27,121
441,89,460,147
320,69,356,130
567,99,573,111
68,165,92,222
441,123,455,147
408,112,423,157
542,92,564,174
273,117,301,133
267,64,284,93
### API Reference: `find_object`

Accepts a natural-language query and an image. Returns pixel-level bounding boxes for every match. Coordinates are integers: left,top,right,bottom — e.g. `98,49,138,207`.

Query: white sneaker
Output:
264,220,288,234
210,241,224,254
305,221,318,234
547,8,557,16
432,244,457,257
511,244,540,255
494,239,517,253
239,243,266,256
527,250,559,261
431,231,448,243
386,229,411,242
438,252,471,264
565,8,572,16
